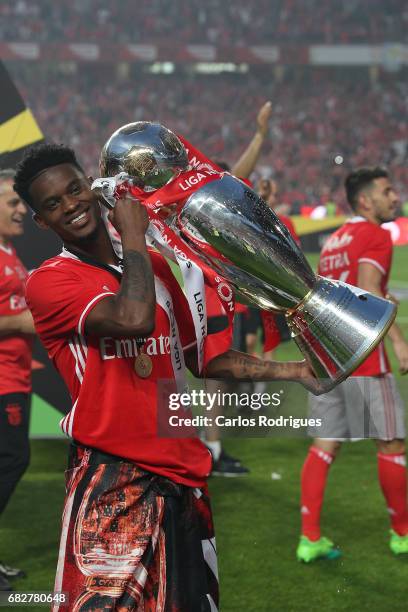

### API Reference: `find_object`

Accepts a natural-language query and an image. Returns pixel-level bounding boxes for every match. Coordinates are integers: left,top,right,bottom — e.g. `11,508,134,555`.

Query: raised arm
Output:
85,197,156,337
231,101,272,179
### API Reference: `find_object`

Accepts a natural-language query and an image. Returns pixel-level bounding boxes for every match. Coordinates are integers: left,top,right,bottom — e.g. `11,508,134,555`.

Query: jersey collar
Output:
346,216,366,224
0,243,13,255
61,246,123,279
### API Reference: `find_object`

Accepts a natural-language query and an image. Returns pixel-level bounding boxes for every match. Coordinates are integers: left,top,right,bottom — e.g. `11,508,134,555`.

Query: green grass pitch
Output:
2,246,408,611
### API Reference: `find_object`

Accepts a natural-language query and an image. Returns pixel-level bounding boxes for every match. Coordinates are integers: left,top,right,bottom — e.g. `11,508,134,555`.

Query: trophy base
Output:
286,277,397,394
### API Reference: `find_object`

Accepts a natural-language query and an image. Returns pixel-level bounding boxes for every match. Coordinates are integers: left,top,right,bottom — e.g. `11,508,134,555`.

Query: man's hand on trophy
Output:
91,173,131,209
108,197,149,238
295,360,325,395
256,101,272,138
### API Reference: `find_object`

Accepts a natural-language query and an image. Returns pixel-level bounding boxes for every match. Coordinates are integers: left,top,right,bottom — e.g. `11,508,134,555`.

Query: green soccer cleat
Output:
296,536,342,563
389,530,408,555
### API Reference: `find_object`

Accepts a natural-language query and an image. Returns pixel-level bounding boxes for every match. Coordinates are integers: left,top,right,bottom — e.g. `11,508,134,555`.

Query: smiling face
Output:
29,163,103,245
0,179,27,244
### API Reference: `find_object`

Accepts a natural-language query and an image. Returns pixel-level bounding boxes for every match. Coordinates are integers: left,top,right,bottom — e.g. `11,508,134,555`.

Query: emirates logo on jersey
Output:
100,334,171,360
322,232,353,253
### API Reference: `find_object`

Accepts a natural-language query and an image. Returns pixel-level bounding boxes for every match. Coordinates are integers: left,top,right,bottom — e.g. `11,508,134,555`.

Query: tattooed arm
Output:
186,349,321,393
85,197,156,337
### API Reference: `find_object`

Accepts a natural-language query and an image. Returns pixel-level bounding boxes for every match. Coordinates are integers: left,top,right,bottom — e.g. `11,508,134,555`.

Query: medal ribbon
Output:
155,277,188,394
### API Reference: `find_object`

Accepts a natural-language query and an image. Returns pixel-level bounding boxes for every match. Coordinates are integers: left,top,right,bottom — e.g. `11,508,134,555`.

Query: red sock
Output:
377,452,408,535
300,446,334,541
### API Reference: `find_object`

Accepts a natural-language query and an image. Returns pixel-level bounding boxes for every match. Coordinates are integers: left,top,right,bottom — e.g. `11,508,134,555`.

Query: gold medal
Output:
134,353,153,378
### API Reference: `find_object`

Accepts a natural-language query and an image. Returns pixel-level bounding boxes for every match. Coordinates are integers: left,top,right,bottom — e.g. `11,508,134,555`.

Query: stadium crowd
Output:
0,0,407,44
1,0,408,604
10,65,408,209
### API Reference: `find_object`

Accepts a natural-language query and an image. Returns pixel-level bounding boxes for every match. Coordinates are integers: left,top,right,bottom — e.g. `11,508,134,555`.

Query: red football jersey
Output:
26,248,211,487
319,216,393,376
0,244,33,394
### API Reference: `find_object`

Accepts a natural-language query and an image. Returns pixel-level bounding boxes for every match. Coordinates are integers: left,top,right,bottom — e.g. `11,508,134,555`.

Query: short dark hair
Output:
13,143,84,210
345,167,388,211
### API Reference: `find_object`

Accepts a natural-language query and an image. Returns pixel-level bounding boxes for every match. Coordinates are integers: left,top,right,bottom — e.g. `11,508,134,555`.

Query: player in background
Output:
0,169,35,590
297,167,408,563
15,143,316,609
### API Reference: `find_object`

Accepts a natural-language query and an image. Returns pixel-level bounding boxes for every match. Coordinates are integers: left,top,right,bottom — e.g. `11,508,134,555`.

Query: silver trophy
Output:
97,122,396,392
99,121,189,191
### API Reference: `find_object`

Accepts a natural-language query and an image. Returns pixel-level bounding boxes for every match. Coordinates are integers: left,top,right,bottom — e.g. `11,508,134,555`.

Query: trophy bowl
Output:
99,121,189,191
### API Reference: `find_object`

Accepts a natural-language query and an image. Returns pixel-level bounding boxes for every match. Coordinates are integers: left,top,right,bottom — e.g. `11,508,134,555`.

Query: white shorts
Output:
308,374,406,441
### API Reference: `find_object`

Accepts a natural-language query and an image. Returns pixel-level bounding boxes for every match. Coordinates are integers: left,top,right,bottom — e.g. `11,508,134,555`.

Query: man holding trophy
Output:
15,122,395,610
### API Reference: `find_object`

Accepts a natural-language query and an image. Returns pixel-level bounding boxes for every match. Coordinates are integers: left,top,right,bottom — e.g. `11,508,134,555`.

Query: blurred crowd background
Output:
1,0,408,212
1,0,407,43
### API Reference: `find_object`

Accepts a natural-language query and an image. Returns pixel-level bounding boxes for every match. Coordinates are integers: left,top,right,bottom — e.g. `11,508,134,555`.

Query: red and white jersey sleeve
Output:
318,217,393,376
26,258,115,347
355,226,392,279
0,245,33,394
25,255,118,411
